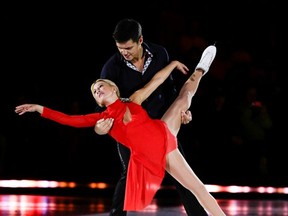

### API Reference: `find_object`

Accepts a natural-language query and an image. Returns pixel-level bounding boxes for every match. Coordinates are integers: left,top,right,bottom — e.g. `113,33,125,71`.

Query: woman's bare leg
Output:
166,149,226,215
161,70,203,136
162,46,224,215
161,45,217,136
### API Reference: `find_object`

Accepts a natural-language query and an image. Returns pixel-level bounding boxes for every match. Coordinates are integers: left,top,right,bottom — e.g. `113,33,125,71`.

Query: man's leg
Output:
109,143,130,216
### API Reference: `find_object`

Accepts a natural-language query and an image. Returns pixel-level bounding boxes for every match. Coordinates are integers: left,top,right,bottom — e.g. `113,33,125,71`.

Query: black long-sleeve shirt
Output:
100,41,177,119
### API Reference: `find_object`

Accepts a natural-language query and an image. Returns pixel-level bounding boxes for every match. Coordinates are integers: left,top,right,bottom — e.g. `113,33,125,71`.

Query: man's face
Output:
116,38,142,62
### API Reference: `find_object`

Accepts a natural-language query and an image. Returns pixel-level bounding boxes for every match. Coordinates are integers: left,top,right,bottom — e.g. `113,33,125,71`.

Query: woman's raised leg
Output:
161,45,217,136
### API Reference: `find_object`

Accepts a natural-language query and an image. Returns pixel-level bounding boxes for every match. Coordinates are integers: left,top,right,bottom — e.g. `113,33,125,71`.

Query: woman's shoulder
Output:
120,98,142,109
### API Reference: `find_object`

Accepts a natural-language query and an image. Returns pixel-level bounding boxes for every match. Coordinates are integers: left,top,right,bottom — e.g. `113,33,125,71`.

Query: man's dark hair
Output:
112,18,142,43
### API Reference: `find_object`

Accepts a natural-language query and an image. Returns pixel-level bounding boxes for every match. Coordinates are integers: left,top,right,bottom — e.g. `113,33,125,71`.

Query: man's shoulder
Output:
144,41,167,53
105,52,122,63
144,41,169,63
102,52,123,68
100,52,123,78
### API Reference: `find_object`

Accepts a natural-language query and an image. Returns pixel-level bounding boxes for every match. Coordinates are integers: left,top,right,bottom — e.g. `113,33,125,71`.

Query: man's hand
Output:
181,110,192,125
94,118,114,135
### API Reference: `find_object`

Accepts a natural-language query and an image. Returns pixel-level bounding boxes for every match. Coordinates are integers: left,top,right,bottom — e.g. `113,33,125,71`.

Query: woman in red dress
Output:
15,45,226,215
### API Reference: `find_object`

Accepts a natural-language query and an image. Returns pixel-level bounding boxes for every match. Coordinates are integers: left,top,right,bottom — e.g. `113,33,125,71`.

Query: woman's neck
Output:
105,97,119,107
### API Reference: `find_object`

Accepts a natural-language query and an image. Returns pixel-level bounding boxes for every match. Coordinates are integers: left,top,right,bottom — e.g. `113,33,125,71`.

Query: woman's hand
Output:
174,60,189,75
15,104,43,115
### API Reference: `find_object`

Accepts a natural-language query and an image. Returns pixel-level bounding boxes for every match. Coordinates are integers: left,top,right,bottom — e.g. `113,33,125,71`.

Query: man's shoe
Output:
195,45,217,76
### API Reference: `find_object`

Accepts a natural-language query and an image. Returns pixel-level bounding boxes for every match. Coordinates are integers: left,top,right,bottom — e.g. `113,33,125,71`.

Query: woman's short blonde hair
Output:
91,79,120,106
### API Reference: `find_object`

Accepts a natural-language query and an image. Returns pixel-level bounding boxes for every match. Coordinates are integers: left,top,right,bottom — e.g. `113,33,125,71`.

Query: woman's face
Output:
92,81,116,106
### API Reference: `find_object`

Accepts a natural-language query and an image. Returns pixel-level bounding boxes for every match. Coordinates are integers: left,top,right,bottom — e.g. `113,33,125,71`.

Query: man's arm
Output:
94,118,114,135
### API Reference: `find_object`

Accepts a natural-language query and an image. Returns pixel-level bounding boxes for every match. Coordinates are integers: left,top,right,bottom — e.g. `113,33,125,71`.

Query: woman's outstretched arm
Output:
129,60,189,105
15,104,100,128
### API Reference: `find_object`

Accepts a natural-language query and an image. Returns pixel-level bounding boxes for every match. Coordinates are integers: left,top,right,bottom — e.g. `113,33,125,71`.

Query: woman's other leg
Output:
166,149,226,215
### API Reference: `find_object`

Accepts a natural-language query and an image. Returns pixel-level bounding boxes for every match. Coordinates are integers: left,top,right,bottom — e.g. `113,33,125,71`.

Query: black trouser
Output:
109,141,208,216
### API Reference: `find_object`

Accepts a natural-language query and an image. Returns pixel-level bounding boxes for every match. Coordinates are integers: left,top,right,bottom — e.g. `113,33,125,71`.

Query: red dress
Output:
42,98,177,210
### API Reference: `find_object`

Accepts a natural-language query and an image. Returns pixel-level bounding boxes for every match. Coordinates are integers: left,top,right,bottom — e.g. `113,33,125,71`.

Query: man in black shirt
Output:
95,18,208,216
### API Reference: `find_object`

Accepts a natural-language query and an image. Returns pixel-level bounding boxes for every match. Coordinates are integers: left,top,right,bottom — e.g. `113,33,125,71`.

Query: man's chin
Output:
123,56,131,61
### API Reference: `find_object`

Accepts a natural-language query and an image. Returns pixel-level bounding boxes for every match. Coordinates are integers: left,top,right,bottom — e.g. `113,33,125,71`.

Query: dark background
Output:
1,2,286,186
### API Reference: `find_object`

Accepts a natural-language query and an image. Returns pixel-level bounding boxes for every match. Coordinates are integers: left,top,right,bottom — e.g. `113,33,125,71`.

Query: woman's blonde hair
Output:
91,79,120,107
